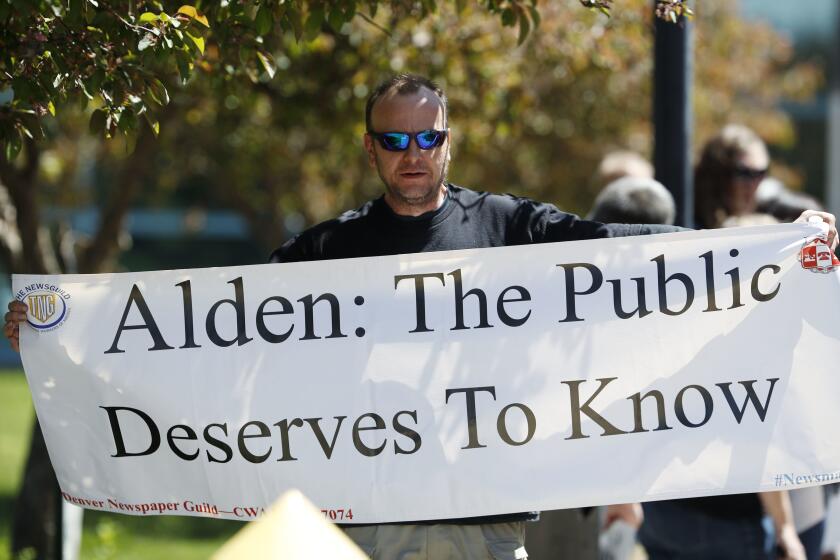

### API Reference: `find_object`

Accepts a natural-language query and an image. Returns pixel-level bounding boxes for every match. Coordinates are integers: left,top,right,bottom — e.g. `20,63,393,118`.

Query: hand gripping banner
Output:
14,224,840,523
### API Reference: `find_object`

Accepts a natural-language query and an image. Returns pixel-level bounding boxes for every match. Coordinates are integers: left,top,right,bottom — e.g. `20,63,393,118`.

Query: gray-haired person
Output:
587,176,676,225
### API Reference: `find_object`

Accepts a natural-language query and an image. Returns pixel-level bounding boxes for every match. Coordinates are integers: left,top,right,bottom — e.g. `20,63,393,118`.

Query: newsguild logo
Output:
16,284,72,331
799,238,839,274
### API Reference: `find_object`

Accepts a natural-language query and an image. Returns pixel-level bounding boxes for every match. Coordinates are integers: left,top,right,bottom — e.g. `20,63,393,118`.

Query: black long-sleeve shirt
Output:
271,184,677,264
270,184,681,525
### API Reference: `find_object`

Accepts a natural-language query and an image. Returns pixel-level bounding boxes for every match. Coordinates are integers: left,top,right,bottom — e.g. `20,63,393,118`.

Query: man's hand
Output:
4,299,27,352
603,502,643,530
795,210,838,250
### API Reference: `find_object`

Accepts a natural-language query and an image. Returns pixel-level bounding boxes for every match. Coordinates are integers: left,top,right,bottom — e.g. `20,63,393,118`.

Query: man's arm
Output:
534,203,836,244
269,235,308,264
525,200,686,242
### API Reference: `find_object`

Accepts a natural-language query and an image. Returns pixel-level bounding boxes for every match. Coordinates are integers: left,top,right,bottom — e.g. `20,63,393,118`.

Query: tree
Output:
0,1,695,159
143,0,816,239
0,0,699,274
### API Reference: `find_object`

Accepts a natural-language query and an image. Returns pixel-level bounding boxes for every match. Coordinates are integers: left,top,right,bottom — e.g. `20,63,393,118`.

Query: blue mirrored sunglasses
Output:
369,129,448,152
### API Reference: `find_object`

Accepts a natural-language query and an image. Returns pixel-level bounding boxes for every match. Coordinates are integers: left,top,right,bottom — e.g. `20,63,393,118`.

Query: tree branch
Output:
76,124,159,273
0,138,51,274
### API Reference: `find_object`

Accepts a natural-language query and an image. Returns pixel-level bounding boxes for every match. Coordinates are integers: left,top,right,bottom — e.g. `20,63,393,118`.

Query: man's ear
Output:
363,134,376,168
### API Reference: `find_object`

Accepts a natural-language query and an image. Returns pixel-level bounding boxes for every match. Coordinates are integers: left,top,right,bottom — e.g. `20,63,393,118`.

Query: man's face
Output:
364,88,450,215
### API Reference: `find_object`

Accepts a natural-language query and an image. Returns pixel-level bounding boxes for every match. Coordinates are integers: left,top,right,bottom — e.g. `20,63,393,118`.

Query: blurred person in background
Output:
586,175,674,560
694,124,770,229
719,213,781,228
639,125,808,560
592,150,655,191
587,176,676,226
720,212,828,560
756,177,827,224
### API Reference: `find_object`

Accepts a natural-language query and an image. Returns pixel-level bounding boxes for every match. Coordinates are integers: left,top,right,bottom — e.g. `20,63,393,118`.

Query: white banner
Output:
14,224,840,523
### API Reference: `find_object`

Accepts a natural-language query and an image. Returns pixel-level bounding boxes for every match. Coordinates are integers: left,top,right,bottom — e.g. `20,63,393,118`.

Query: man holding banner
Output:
5,74,840,560
264,74,838,558
267,74,687,559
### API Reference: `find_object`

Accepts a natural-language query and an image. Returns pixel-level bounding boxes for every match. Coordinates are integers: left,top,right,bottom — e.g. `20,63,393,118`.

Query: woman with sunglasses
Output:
639,124,808,560
694,124,771,229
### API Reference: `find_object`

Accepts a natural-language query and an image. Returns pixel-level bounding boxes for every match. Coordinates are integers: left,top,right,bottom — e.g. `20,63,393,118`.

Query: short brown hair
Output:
365,74,448,132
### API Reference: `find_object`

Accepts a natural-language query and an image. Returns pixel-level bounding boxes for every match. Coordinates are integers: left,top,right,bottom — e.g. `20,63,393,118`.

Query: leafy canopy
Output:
0,0,691,160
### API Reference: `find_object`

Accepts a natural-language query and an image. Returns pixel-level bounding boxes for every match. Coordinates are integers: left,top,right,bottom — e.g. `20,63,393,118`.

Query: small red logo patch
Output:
800,238,839,274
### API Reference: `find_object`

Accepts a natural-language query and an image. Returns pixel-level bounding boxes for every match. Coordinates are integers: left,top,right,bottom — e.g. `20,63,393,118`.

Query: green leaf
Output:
53,54,70,74
147,78,170,105
11,79,32,103
175,50,192,83
144,112,160,136
5,128,22,162
501,8,515,27
77,78,94,100
88,68,106,91
104,112,117,138
528,5,541,28
47,101,55,116
255,5,273,36
257,50,276,79
239,45,256,66
282,9,304,41
118,109,137,133
67,0,84,25
327,7,345,31
517,11,531,45
19,114,44,140
174,28,187,47
186,32,205,54
89,108,107,134
344,4,357,23
420,0,436,16
304,6,324,40
139,12,158,23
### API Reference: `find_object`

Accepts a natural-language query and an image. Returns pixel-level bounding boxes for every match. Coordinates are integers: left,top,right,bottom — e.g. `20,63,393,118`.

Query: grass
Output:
0,370,34,560
0,370,241,560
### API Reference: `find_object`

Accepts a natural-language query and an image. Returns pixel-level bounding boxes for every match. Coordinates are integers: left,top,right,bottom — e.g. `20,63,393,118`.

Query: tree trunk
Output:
2,140,65,560
11,423,63,560
77,124,159,273
4,123,163,559
0,139,47,274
